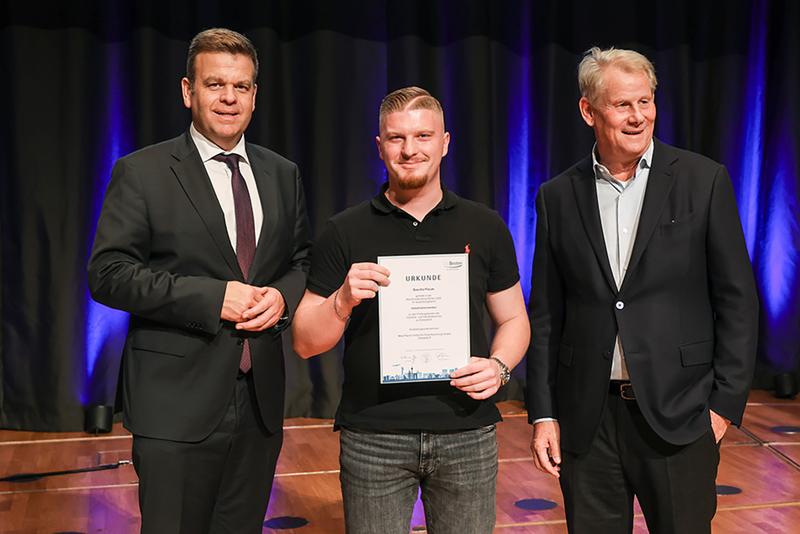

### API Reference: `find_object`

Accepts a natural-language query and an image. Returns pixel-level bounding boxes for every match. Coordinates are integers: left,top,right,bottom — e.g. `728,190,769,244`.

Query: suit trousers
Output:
132,372,283,534
559,388,720,534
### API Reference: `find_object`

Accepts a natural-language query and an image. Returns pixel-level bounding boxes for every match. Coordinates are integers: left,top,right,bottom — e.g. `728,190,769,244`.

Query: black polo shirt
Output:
307,186,520,432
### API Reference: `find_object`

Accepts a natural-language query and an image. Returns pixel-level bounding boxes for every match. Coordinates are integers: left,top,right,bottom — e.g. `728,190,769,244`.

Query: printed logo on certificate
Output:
377,253,470,384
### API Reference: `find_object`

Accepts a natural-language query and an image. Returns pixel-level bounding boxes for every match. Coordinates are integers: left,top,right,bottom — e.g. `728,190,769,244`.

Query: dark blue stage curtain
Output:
1,0,797,430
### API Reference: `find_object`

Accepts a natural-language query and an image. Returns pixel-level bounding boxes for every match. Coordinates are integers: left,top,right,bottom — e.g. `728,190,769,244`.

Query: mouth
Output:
399,160,426,167
214,111,239,120
622,122,650,136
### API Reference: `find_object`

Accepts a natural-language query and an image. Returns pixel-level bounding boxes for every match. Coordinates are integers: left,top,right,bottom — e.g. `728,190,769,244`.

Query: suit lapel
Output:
170,132,242,279
620,139,677,292
247,144,281,283
570,157,618,294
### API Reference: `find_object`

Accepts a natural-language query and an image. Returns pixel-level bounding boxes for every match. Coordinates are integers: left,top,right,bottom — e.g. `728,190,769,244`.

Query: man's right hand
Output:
221,281,268,322
531,420,562,478
335,262,391,317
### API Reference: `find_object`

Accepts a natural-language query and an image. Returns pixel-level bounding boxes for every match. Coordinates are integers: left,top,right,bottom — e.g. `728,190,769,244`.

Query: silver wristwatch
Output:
490,357,511,386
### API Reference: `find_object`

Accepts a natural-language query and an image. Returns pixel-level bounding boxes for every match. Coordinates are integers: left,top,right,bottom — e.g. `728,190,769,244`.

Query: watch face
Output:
491,357,510,385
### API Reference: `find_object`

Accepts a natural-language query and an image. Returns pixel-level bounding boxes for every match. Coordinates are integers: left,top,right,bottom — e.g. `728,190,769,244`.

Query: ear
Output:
375,135,384,161
441,131,450,157
251,83,257,111
181,77,192,109
578,97,595,127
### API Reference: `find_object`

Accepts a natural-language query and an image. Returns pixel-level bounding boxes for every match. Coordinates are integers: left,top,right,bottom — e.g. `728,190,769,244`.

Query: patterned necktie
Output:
214,153,256,373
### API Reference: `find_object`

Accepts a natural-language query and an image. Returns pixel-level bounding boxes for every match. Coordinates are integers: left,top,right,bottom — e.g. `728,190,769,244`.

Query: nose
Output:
401,137,417,158
630,104,645,124
220,84,237,104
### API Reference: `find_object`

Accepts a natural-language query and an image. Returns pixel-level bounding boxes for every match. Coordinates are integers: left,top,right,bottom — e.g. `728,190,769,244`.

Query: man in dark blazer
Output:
88,28,310,533
526,47,758,534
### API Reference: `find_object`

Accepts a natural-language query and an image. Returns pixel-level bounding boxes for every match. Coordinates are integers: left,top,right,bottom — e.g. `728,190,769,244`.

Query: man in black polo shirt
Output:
292,86,530,534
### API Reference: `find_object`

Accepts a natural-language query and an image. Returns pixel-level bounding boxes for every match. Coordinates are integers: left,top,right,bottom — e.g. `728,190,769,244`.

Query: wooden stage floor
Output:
2,390,799,533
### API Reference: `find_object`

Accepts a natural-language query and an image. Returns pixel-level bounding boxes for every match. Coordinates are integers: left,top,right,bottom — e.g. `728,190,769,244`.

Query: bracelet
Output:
490,356,511,386
332,289,351,321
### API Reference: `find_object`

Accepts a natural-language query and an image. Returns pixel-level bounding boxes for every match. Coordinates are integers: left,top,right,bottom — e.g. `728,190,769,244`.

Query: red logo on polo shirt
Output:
465,243,471,254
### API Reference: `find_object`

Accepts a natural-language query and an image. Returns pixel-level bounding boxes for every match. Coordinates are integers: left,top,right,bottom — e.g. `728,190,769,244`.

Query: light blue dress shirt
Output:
592,139,654,380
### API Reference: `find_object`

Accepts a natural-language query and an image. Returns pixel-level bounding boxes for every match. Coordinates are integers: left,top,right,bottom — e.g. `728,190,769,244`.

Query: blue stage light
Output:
729,0,799,374
83,43,131,405
506,5,539,302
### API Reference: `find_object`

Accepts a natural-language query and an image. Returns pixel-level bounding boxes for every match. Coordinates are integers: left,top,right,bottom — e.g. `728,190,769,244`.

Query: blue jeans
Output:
339,425,498,534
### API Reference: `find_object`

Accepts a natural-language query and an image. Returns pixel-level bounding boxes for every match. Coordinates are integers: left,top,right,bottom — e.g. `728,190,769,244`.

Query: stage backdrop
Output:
1,0,798,430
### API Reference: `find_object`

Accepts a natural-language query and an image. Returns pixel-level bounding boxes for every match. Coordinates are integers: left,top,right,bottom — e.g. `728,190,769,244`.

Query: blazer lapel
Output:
246,144,281,283
570,157,618,294
170,132,242,279
620,139,677,292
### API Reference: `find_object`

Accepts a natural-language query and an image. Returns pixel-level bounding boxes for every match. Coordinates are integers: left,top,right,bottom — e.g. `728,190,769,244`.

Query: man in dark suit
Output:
526,47,758,533
88,28,310,533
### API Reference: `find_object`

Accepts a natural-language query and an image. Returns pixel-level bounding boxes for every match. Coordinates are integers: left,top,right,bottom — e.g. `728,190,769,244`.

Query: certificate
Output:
377,253,470,384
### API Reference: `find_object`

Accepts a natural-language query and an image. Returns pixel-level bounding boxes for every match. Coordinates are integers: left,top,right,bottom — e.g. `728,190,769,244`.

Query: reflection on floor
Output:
1,390,799,533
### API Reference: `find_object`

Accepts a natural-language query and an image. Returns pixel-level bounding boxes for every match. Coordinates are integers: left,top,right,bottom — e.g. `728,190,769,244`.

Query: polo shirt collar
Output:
371,182,458,214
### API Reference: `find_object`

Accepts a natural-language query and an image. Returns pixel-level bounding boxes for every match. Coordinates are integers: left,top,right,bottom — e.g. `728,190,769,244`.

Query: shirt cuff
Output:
532,417,558,424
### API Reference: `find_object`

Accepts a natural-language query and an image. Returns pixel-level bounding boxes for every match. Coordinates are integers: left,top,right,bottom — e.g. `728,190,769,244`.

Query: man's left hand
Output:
236,287,286,331
710,409,731,443
450,357,503,400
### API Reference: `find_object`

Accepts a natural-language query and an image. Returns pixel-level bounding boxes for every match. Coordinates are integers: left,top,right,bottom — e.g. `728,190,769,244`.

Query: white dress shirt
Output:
189,123,263,249
593,139,654,380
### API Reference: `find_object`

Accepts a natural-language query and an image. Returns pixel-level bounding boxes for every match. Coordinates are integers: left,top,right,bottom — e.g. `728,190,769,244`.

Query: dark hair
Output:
186,28,258,84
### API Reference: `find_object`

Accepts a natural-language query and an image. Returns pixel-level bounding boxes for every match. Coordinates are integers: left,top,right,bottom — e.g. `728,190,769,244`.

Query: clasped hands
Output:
336,262,505,399
221,281,285,331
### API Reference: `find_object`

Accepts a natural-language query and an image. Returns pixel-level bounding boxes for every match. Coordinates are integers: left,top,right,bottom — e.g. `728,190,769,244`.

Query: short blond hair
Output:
578,47,657,105
379,86,445,131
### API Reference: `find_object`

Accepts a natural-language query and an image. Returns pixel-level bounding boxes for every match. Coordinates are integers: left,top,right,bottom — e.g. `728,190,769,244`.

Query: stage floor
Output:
2,390,799,533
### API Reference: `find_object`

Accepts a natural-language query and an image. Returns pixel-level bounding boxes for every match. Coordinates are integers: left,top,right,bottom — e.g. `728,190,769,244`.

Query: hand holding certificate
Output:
377,253,470,383
333,262,391,320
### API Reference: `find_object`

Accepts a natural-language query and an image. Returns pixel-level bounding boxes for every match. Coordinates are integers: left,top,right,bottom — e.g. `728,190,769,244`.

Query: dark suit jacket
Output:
526,138,758,454
88,131,310,442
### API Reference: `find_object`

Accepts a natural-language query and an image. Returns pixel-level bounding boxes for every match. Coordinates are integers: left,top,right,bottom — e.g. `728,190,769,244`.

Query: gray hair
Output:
578,47,657,105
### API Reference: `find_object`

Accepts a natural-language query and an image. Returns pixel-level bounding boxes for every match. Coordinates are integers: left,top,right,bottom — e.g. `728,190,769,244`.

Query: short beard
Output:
395,173,429,190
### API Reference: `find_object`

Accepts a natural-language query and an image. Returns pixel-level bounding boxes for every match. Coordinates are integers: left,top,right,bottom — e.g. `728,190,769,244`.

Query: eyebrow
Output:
202,76,252,87
384,128,436,136
612,95,650,104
